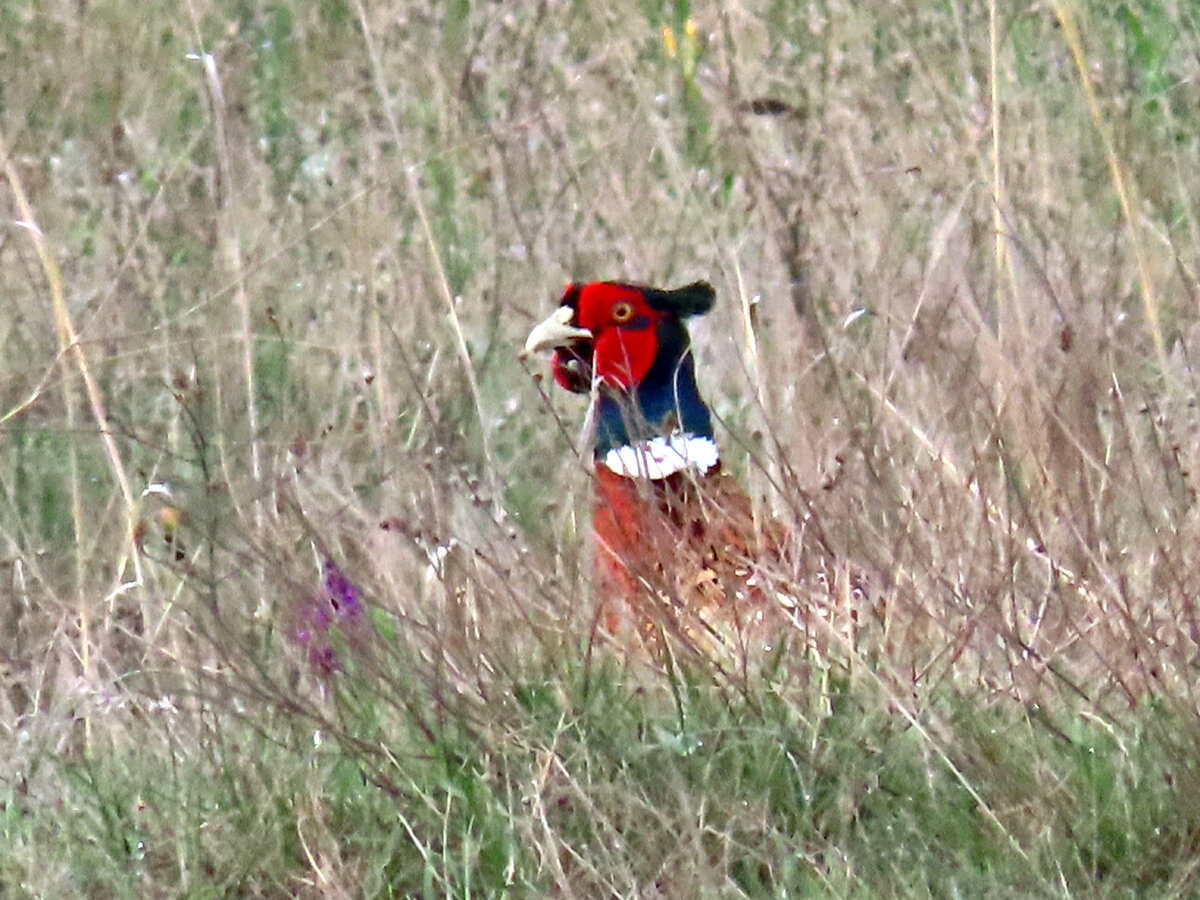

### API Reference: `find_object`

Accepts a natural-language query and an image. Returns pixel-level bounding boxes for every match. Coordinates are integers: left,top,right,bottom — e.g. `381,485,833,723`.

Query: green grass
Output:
5,660,1198,896
4,0,1200,895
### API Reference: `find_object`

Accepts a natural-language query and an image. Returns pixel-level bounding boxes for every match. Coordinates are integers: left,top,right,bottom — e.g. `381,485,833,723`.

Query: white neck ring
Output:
601,434,719,480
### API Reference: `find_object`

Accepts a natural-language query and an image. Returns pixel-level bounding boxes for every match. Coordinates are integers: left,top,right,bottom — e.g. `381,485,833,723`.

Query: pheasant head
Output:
524,280,719,477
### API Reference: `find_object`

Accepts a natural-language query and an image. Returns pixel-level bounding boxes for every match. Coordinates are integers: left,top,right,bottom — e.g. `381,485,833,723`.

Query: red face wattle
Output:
568,282,662,391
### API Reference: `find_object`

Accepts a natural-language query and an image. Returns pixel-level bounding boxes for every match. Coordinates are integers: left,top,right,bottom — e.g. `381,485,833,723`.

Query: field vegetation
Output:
3,0,1200,895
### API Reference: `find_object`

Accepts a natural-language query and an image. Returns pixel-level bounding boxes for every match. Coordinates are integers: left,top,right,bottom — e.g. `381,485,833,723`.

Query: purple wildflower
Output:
287,558,372,680
308,644,342,677
323,559,364,623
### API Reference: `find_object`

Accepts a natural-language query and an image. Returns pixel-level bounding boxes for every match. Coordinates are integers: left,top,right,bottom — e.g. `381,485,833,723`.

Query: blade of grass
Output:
1050,0,1166,371
182,0,264,529
352,0,498,501
1,129,145,753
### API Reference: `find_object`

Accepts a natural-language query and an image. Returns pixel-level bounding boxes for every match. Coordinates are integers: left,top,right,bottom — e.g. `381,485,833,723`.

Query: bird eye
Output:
611,301,635,324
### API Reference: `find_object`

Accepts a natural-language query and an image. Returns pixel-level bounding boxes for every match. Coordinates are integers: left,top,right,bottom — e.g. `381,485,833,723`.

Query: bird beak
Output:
522,305,592,357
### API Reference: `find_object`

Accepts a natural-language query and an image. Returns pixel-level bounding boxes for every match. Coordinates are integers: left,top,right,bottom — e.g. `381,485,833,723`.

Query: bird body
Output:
525,280,795,656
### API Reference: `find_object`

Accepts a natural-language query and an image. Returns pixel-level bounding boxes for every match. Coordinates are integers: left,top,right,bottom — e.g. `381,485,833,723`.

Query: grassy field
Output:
4,0,1200,895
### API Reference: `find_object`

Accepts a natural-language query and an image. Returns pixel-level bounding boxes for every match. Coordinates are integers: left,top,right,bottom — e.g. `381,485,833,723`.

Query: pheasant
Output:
524,280,804,659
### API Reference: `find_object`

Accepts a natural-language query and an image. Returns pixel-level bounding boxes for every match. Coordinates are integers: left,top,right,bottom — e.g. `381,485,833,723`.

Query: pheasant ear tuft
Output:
643,281,716,317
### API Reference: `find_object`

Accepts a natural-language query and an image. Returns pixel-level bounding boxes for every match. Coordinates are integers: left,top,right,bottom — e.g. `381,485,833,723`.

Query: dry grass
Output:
3,0,1200,895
